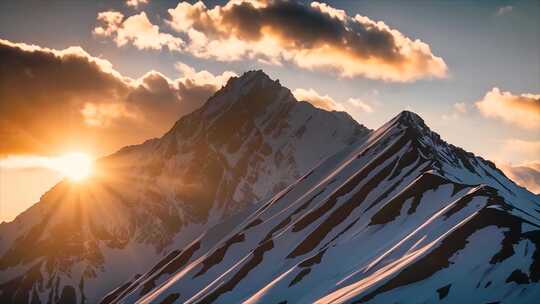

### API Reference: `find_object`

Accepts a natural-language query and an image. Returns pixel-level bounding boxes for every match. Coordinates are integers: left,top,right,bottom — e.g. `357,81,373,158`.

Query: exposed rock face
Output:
4,70,539,304
107,111,540,304
0,70,369,303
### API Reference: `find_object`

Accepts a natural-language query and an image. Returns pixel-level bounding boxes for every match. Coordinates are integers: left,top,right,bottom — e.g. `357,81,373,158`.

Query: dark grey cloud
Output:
221,0,399,61
0,39,234,156
163,0,447,81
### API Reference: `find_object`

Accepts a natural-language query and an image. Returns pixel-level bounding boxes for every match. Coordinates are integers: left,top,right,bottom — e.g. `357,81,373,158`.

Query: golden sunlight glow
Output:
52,153,93,181
0,152,94,181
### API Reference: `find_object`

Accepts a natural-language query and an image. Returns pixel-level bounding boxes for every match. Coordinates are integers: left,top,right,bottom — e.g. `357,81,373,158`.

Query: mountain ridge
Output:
104,107,540,304
1,71,539,304
0,70,370,304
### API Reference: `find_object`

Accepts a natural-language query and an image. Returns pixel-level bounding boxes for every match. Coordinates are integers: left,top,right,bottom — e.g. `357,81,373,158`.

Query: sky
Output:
0,0,539,222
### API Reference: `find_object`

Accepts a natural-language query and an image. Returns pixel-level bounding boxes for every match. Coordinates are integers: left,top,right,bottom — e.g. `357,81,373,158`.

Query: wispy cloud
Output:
292,88,344,111
347,98,374,113
442,102,469,120
495,5,513,16
292,87,377,115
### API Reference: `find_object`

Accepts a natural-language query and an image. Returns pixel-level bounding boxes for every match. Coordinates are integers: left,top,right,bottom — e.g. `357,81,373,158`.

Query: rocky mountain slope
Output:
105,111,540,304
0,71,369,304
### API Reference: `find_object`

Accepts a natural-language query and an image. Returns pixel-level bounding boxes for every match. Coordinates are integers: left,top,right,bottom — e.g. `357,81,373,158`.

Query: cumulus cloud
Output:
93,11,124,37
94,11,183,51
95,0,446,81
0,39,235,156
168,0,447,81
498,161,540,194
174,62,235,88
496,5,513,16
126,0,148,9
292,88,344,111
476,87,540,129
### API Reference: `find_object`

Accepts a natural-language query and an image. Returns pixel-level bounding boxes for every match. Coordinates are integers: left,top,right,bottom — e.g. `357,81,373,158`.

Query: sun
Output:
54,152,94,181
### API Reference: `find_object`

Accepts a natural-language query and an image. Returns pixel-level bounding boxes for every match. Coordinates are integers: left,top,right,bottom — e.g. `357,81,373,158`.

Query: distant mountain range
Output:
1,71,539,304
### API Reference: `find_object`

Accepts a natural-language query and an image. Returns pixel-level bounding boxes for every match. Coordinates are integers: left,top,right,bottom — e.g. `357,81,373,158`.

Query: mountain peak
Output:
240,69,271,80
394,110,426,127
380,110,433,141
192,69,299,124
223,69,276,90
104,98,540,304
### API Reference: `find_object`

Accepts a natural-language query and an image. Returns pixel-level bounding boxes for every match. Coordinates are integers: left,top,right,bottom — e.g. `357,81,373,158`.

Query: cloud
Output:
453,102,468,114
347,98,374,113
495,5,513,16
498,161,540,194
442,102,469,120
0,39,235,156
174,62,235,87
494,139,540,194
126,0,148,9
93,11,124,37
292,88,376,115
502,139,540,160
476,87,540,129
94,11,183,51
81,102,137,127
95,0,446,82
170,0,448,81
292,88,343,111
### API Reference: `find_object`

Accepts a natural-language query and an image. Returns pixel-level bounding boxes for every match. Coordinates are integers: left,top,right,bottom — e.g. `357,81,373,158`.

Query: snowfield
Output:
1,71,539,304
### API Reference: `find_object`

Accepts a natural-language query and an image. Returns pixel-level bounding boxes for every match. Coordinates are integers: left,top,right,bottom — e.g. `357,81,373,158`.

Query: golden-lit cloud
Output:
94,11,183,51
292,88,344,111
491,139,540,182
81,102,137,127
95,0,447,82
0,153,94,181
292,88,376,115
174,61,236,87
498,161,540,194
167,0,447,81
93,11,124,37
492,138,539,194
442,102,469,120
0,39,236,156
476,87,540,129
453,102,468,114
126,0,148,9
347,98,374,113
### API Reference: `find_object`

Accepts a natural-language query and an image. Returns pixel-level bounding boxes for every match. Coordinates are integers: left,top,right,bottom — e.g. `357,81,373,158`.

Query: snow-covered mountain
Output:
104,111,540,304
2,70,539,304
0,71,369,304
